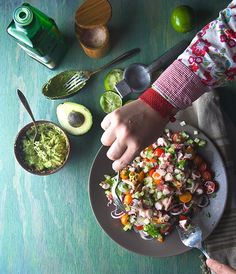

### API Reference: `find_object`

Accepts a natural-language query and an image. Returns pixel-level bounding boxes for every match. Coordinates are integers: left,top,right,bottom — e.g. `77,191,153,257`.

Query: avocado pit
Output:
68,111,85,128
56,102,93,135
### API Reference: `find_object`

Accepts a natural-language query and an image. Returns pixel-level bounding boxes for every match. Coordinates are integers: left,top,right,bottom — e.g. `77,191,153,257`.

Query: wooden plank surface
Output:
0,0,234,273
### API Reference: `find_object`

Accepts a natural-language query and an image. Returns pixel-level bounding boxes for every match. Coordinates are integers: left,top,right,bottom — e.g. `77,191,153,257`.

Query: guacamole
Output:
21,123,69,172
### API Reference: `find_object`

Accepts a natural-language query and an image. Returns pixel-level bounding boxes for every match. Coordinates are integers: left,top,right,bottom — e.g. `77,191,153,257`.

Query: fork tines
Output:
64,74,78,88
111,172,126,212
64,73,88,93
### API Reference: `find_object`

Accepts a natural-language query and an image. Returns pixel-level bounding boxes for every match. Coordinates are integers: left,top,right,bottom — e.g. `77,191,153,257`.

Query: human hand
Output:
206,258,236,274
100,99,169,171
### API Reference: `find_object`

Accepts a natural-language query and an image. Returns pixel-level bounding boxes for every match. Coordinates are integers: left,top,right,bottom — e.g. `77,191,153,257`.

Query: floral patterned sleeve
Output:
140,1,236,117
179,0,236,86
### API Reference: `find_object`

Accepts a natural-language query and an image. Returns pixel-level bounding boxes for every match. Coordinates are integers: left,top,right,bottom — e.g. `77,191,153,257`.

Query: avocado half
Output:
56,102,93,135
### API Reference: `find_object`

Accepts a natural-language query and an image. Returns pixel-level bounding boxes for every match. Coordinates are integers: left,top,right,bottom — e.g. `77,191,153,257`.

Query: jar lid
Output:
75,0,112,29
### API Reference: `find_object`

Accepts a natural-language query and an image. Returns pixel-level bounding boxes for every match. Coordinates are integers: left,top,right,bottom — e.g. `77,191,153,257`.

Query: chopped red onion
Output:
170,204,184,215
111,208,126,219
197,194,209,207
139,230,153,240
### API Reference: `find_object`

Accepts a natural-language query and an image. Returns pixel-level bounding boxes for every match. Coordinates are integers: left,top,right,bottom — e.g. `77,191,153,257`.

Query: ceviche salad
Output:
100,128,218,242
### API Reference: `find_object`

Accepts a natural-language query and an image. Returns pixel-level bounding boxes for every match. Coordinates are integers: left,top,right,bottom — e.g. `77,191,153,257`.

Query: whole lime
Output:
170,6,194,33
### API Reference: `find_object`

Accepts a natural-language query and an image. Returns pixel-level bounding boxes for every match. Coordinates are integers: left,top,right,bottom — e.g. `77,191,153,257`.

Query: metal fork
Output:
176,224,210,258
63,48,140,93
64,71,90,93
111,172,126,213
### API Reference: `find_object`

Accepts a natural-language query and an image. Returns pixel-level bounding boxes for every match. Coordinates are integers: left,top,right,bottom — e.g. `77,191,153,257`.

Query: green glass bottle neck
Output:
13,6,33,26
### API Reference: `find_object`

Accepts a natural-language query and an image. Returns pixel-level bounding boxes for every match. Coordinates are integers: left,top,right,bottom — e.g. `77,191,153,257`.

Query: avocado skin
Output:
56,102,93,135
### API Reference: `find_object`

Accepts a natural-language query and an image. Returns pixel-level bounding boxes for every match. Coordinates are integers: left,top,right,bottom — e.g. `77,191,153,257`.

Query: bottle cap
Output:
13,6,33,26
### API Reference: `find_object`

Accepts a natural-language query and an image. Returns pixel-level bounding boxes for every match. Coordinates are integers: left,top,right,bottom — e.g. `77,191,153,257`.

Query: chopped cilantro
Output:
144,224,160,238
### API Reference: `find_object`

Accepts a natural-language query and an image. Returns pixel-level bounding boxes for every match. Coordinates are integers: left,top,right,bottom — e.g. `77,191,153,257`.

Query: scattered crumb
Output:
180,121,186,127
194,130,199,135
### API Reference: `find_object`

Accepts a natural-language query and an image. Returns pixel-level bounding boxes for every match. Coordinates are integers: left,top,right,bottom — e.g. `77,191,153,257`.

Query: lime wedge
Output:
100,91,122,113
104,69,124,92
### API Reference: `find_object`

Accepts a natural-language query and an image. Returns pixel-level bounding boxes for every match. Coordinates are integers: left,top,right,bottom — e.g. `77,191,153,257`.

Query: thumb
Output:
206,258,236,274
101,112,112,130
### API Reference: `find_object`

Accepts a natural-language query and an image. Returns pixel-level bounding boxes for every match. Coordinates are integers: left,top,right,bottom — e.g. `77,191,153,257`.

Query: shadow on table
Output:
218,86,236,126
108,0,141,51
194,8,214,27
67,108,104,166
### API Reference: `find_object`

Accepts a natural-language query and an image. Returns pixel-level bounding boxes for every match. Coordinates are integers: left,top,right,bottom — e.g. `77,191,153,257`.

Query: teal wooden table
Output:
0,0,234,273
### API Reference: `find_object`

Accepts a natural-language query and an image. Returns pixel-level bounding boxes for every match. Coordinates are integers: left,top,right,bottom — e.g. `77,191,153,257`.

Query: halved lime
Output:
104,69,124,92
100,91,122,113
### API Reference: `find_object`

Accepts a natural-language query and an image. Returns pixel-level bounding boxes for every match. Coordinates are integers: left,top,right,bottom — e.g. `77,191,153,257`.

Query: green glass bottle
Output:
7,2,67,69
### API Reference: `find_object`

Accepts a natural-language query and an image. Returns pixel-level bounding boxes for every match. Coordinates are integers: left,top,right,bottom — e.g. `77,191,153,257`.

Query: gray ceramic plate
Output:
89,123,228,257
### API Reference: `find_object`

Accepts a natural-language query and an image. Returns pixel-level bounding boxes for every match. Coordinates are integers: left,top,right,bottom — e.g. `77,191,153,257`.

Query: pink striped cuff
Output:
152,60,209,109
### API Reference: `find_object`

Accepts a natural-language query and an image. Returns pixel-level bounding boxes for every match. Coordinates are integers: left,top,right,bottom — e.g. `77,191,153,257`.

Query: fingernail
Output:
112,162,120,171
112,162,117,171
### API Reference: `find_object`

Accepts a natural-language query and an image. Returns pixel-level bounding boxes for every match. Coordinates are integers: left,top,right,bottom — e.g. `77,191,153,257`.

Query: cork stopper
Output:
75,0,112,29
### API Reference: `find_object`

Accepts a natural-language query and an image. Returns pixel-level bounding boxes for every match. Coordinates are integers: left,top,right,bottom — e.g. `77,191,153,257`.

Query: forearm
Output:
179,0,236,87
141,0,236,115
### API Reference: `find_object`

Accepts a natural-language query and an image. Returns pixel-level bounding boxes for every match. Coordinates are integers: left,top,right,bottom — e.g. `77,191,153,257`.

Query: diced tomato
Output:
179,215,188,221
154,148,165,157
135,225,143,231
149,169,155,177
204,181,216,194
202,170,212,181
199,162,207,172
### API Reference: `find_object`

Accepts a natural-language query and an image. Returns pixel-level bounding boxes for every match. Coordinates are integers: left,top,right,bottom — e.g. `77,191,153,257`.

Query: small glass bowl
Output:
14,120,70,175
